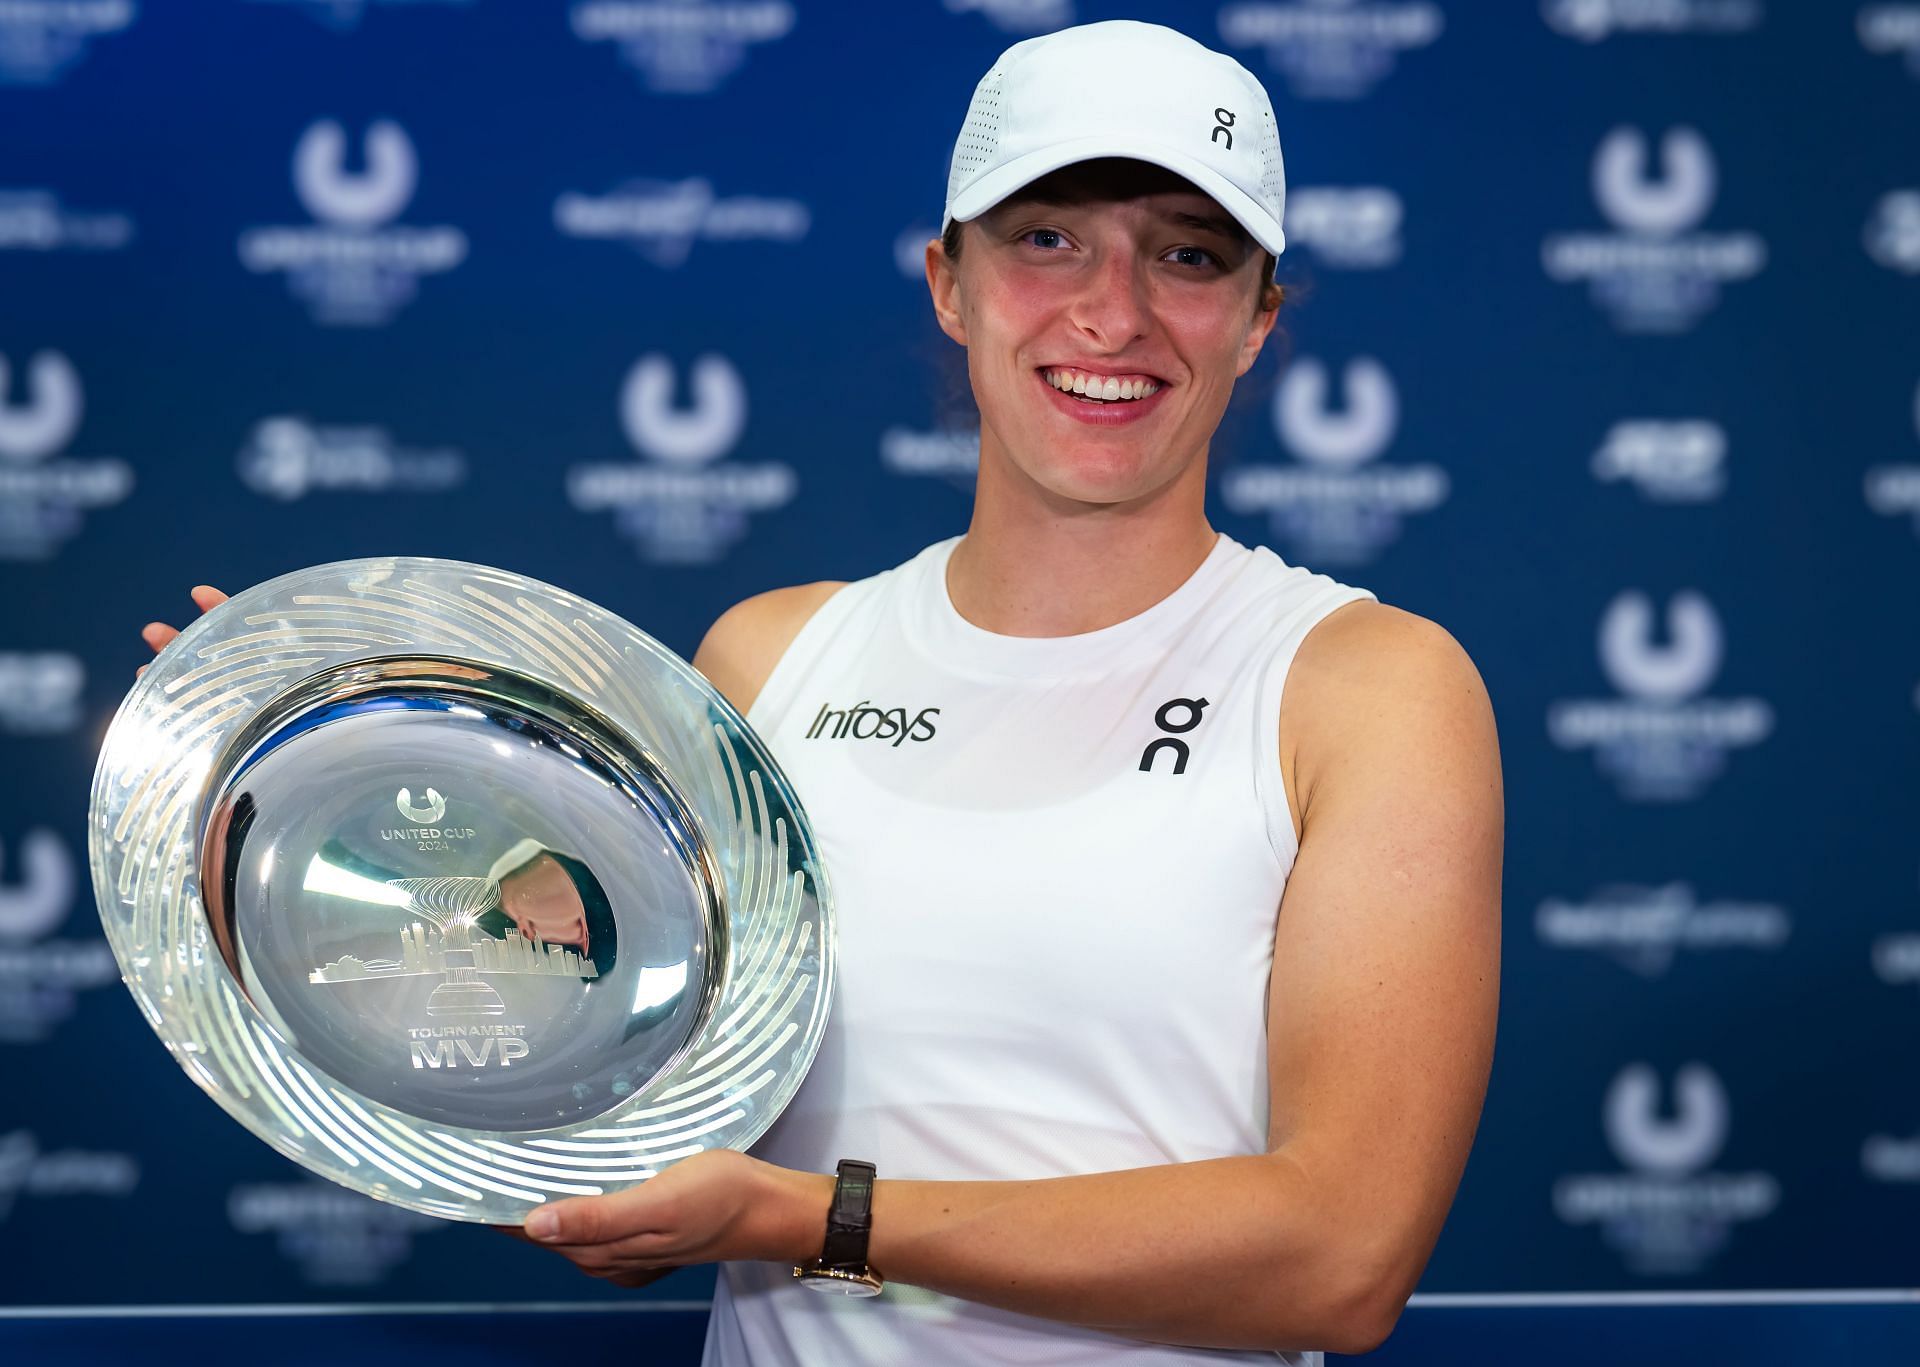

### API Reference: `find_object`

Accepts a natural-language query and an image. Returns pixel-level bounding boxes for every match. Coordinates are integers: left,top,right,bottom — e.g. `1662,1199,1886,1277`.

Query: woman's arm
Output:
522,601,1502,1358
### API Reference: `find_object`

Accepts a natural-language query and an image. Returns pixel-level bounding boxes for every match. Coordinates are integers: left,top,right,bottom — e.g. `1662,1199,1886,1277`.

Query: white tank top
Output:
701,531,1377,1367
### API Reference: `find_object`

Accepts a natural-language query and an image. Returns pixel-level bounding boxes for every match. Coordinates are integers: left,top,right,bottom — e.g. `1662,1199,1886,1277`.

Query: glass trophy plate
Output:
89,558,834,1224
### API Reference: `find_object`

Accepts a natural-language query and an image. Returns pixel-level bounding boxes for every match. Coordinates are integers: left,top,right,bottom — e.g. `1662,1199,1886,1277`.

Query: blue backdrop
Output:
1,0,1917,1313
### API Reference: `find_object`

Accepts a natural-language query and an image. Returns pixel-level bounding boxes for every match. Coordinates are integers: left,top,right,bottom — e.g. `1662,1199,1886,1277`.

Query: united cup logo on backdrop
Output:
1862,379,1920,536
0,831,119,1043
1542,127,1765,333
229,1182,440,1286
1215,1,1444,102
1554,1064,1778,1274
569,0,796,94
237,120,468,327
1590,419,1727,503
566,353,797,563
0,0,134,87
1284,187,1403,269
1219,356,1447,565
0,351,135,562
1546,590,1773,801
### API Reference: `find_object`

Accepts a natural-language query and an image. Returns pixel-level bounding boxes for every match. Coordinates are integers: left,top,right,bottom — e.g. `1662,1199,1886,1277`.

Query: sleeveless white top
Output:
701,531,1377,1367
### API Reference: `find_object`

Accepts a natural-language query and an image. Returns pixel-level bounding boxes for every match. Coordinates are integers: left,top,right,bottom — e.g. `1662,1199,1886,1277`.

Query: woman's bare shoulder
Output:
691,581,849,715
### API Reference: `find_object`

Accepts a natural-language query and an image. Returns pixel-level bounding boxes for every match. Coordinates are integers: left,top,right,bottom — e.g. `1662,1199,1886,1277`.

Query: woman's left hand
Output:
504,1149,833,1286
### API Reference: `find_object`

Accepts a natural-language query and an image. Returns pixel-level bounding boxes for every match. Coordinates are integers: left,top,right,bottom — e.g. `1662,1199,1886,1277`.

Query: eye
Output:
1165,245,1221,270
1019,228,1070,252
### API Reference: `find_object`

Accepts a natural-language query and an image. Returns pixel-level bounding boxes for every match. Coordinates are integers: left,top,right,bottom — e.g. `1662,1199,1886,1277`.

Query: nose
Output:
1066,245,1149,352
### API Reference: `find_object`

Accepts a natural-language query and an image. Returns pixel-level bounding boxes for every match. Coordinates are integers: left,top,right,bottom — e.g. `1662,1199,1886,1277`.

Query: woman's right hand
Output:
136,585,228,676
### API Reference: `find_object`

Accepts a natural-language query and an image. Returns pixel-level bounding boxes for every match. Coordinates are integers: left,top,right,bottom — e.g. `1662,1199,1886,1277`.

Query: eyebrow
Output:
994,195,1242,241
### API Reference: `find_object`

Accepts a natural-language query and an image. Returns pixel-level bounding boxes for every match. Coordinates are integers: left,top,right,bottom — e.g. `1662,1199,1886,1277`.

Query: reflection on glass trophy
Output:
305,859,600,1018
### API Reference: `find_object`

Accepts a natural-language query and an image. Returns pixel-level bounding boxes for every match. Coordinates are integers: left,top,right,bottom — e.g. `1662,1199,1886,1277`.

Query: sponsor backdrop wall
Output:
1,0,1915,1310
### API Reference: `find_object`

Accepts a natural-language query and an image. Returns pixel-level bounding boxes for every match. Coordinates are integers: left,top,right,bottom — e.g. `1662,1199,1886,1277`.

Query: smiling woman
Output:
507,19,1503,1367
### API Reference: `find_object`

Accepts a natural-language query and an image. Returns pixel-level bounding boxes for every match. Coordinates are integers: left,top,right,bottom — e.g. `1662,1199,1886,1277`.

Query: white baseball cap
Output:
942,20,1288,260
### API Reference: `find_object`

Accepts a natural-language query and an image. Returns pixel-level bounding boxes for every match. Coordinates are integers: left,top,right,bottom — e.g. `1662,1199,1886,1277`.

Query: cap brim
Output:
945,133,1286,257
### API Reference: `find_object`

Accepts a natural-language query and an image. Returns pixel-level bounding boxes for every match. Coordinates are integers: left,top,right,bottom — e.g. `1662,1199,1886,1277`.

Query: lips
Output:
1034,367,1170,426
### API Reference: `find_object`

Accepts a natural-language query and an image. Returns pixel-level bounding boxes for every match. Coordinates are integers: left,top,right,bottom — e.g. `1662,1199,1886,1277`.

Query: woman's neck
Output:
944,442,1218,639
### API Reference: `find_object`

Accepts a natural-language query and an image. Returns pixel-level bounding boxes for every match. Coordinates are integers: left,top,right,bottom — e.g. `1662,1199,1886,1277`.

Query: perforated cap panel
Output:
946,69,1006,218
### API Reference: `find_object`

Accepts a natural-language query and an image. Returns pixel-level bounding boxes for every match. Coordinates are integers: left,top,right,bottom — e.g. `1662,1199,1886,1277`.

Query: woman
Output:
143,21,1501,1365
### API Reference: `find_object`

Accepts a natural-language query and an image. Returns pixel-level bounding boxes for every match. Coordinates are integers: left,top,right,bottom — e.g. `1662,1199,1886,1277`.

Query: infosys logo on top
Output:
804,701,940,747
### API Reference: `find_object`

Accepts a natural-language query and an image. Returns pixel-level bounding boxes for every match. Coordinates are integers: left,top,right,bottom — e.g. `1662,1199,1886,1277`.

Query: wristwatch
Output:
793,1158,884,1296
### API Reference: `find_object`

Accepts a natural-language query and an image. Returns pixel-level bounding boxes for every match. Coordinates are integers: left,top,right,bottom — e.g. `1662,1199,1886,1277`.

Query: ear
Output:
925,237,969,346
1233,278,1282,378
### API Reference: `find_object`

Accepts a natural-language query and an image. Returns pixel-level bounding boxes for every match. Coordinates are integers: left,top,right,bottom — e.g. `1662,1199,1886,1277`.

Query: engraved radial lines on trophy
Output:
294,119,418,229
1599,590,1722,703
1276,357,1398,469
1594,126,1716,239
621,353,747,465
0,351,81,462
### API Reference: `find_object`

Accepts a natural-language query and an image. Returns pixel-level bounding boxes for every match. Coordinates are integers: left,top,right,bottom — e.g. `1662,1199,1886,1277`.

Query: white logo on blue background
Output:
1220,356,1447,565
0,0,134,86
0,653,84,734
1547,590,1773,801
243,0,472,33
880,425,980,492
0,1131,138,1222
894,223,942,280
1542,0,1762,42
569,1,796,94
941,0,1073,34
1536,881,1789,977
1216,1,1444,101
1859,5,1920,75
1591,419,1727,503
1284,187,1403,269
0,190,133,252
0,351,135,562
567,354,796,563
1543,126,1765,333
554,177,809,268
238,120,467,327
238,416,466,502
0,830,119,1044
229,1182,441,1286
1554,1064,1778,1274
1865,189,1920,274
1863,378,1920,535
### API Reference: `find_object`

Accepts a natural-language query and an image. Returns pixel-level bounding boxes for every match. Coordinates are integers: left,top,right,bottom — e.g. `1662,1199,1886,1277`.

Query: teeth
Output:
1044,368,1159,402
